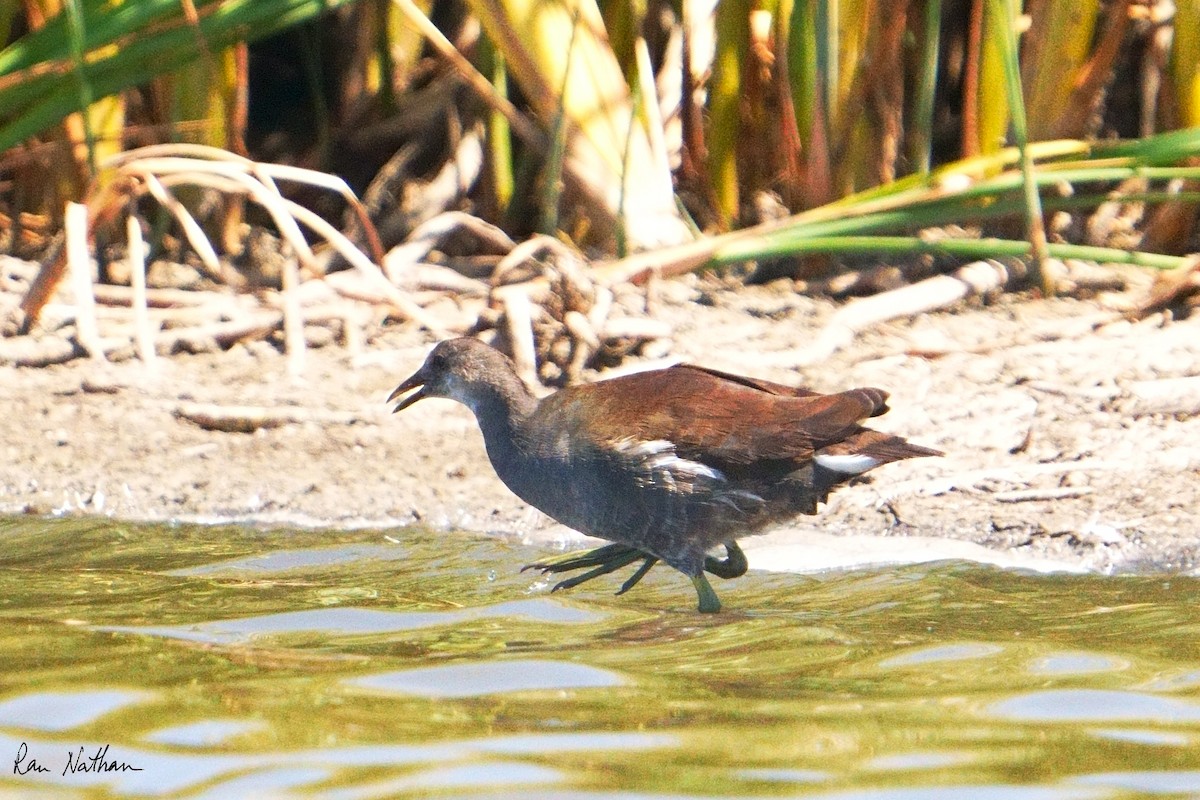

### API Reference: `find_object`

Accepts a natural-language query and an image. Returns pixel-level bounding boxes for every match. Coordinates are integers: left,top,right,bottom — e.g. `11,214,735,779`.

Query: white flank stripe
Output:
814,453,882,474
625,439,673,456
618,439,725,481
654,456,724,481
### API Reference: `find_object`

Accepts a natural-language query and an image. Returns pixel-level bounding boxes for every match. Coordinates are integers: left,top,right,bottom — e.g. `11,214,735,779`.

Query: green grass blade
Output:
64,0,97,174
988,0,1052,292
0,0,358,154
715,233,1189,271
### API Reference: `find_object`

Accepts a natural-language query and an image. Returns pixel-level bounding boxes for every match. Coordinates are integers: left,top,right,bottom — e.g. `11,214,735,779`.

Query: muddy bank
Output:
3,272,1199,578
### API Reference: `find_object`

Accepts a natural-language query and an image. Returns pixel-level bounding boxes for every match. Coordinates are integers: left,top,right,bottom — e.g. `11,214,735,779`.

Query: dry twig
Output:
791,259,1024,365
10,144,454,367
174,402,365,433
486,236,669,384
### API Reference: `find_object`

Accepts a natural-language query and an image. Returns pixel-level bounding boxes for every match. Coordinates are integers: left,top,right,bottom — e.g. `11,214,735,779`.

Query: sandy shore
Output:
3,273,1199,578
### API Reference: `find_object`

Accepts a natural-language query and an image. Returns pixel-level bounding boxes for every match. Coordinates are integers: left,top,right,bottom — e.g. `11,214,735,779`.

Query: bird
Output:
389,337,941,613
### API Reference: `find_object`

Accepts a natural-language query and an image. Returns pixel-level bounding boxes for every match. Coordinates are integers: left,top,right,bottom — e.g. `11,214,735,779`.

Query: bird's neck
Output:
464,372,539,455
465,374,564,515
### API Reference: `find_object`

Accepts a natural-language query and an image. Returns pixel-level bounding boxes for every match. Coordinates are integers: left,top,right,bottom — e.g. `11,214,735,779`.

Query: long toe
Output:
532,547,647,593
615,556,658,595
549,553,641,592
523,543,640,574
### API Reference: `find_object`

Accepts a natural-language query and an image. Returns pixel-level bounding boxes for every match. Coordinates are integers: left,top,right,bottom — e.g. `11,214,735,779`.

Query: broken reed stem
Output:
501,288,539,387
281,257,306,376
65,202,104,361
125,212,157,365
139,170,223,278
791,258,1022,365
988,0,1053,294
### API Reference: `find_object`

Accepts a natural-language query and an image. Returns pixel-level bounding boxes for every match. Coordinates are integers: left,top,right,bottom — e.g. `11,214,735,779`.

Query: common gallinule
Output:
390,337,940,612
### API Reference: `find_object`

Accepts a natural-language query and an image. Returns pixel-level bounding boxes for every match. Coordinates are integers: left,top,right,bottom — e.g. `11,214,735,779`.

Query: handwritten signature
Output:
13,742,143,777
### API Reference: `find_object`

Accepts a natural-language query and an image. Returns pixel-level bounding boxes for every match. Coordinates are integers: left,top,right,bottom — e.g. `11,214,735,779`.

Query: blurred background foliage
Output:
0,0,1197,272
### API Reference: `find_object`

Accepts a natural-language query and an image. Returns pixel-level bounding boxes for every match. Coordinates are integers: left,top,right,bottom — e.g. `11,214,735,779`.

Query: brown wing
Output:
554,364,891,466
668,365,825,400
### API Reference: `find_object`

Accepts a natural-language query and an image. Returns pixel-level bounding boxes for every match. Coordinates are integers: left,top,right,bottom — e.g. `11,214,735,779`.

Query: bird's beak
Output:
388,369,427,413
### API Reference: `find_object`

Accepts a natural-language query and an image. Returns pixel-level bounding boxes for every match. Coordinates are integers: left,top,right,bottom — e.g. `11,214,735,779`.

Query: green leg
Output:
691,573,722,613
704,542,748,579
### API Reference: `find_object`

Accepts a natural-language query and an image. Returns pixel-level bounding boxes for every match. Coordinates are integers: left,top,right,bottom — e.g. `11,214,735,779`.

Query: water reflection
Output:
0,690,152,731
862,752,974,771
334,761,562,796
801,787,1105,800
736,767,830,783
189,766,335,800
144,719,269,747
1028,652,1126,675
2,516,1200,798
1089,728,1192,747
879,642,1003,668
165,543,408,576
0,731,251,794
1073,771,1200,793
95,599,602,644
347,659,624,697
987,689,1200,722
0,729,675,796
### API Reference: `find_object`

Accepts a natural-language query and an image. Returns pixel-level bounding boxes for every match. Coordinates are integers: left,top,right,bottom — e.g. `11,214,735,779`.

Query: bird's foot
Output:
522,542,638,574
523,541,743,608
524,543,652,594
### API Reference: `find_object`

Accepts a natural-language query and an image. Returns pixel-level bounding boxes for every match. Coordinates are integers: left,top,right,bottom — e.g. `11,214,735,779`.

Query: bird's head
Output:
388,337,521,414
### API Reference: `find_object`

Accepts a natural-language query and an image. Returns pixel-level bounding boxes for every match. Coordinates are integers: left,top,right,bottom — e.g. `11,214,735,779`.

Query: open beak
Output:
388,370,427,413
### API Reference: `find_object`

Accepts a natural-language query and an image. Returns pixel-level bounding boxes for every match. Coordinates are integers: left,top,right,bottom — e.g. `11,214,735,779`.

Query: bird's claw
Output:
523,541,745,613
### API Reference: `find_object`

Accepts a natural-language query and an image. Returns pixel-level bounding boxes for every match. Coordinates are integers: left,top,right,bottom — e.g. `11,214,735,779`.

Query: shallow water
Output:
2,516,1199,799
